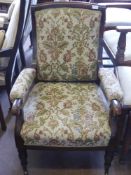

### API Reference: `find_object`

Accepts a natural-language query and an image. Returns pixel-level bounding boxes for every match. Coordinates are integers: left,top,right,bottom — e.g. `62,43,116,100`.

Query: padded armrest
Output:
97,3,131,8
116,26,131,32
99,68,123,101
10,68,36,102
105,8,131,27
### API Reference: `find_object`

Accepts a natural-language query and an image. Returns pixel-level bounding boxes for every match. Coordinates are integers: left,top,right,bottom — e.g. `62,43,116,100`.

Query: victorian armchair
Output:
10,2,124,175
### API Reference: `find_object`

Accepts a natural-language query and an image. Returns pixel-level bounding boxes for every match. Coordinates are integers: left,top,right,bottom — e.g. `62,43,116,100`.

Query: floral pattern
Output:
35,8,101,81
98,68,123,101
21,82,111,147
10,68,36,102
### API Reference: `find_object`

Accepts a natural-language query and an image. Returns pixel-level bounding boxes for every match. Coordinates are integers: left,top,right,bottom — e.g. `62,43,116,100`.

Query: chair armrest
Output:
105,7,131,29
116,26,131,32
97,3,131,8
99,68,123,101
11,98,23,115
110,99,122,117
10,68,36,102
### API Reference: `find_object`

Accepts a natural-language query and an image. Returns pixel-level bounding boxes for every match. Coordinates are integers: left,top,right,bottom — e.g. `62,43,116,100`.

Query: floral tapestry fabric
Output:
10,68,36,102
21,82,111,147
35,8,101,81
99,68,123,101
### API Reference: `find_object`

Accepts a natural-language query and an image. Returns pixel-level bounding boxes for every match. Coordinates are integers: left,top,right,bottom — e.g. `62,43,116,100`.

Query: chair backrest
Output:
32,2,104,82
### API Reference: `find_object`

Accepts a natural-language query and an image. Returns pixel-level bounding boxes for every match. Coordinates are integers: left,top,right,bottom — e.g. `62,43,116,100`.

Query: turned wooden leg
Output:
18,147,28,175
104,138,116,175
120,113,131,163
15,109,28,175
15,134,28,175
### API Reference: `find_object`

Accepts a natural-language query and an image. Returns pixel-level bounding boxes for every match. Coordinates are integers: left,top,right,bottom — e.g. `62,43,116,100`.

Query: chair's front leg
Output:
104,100,122,175
105,136,117,175
12,99,28,175
15,109,28,175
120,111,131,163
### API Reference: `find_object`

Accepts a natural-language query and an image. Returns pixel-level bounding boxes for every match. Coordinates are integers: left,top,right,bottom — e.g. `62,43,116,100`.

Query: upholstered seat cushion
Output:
117,66,131,105
106,8,131,27
21,82,111,147
104,30,131,61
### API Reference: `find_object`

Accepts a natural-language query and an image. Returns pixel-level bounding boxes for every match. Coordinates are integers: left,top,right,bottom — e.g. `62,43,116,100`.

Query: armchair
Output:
10,2,123,175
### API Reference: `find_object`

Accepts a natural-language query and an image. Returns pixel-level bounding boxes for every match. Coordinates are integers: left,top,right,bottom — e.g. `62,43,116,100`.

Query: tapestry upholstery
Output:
35,8,101,81
21,82,111,147
10,68,36,102
99,68,123,101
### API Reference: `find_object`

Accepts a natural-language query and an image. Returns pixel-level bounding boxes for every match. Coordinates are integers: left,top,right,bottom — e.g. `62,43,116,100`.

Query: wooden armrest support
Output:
110,100,122,117
11,99,23,115
116,26,131,32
